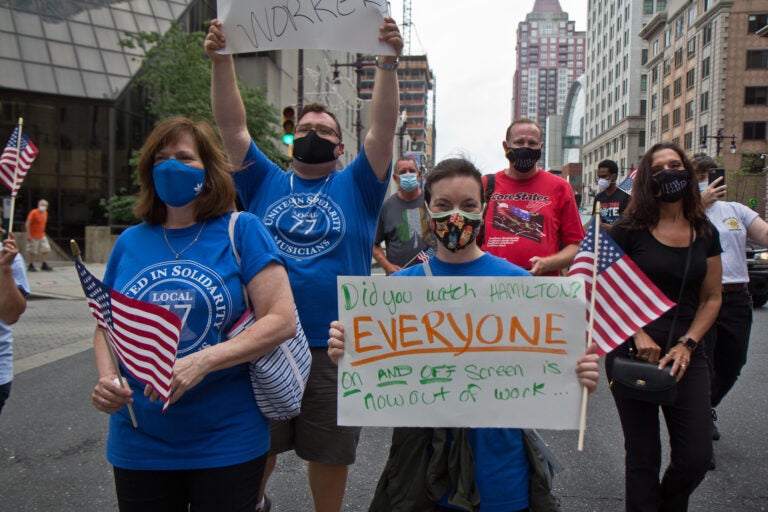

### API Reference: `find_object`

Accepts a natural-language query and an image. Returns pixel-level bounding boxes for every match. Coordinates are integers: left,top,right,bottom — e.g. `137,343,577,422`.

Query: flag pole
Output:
577,202,601,451
6,118,24,235
71,240,139,428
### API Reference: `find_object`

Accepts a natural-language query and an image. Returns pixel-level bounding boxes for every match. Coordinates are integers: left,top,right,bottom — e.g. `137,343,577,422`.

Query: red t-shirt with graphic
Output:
481,169,584,275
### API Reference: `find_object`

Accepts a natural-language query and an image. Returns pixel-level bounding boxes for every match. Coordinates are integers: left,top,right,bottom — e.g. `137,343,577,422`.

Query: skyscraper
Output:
513,0,586,167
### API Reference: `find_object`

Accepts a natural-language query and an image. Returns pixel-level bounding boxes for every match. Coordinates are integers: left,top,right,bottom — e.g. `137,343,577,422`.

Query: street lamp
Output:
700,128,737,156
332,56,376,152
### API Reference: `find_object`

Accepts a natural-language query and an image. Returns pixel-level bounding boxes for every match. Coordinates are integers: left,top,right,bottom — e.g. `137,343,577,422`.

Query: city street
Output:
1,265,767,511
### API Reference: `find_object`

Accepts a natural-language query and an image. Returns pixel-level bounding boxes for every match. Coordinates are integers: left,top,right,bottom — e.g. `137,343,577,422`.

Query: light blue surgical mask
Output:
698,181,708,193
153,159,206,207
399,173,420,192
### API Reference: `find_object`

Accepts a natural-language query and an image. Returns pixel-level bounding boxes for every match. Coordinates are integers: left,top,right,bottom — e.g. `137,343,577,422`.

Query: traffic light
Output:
282,106,295,145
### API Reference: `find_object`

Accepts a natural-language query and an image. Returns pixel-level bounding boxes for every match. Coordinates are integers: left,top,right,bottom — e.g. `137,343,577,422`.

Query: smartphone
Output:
709,168,725,185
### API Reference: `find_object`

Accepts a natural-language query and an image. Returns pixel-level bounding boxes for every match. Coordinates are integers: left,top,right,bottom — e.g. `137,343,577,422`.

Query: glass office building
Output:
0,0,214,247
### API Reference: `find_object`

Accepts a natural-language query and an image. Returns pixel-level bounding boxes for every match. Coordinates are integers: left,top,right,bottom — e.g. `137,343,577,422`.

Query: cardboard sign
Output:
217,0,394,55
337,276,588,429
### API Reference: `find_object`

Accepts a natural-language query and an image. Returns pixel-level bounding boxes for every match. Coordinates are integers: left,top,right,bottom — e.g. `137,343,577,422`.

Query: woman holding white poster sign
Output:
328,158,600,512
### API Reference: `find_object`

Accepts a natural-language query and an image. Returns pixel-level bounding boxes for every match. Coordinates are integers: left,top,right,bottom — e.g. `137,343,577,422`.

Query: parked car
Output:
746,241,768,307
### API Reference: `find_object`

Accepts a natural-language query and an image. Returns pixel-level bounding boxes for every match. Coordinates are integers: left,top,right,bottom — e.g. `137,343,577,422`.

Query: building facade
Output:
513,0,585,166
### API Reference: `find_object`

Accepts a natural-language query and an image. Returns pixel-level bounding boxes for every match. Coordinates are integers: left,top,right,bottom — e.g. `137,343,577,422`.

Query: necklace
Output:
290,172,331,209
162,221,206,259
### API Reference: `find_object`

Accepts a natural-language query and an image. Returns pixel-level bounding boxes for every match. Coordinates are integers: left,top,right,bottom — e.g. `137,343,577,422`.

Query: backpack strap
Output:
476,173,496,246
227,211,250,309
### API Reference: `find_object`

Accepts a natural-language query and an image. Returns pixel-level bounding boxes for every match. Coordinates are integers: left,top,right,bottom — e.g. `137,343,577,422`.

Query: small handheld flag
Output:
0,125,38,197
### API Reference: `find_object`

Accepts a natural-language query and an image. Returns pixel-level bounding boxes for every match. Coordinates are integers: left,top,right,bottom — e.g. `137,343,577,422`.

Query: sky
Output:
387,0,588,173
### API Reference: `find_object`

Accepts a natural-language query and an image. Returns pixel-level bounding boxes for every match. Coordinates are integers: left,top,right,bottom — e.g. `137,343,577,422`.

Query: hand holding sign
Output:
214,0,398,55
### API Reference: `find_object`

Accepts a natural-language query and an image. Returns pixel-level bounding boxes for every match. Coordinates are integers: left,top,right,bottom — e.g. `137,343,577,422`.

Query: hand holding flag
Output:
72,242,182,422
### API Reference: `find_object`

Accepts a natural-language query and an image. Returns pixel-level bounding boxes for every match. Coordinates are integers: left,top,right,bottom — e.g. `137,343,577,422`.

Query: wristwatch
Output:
375,56,399,70
677,336,698,352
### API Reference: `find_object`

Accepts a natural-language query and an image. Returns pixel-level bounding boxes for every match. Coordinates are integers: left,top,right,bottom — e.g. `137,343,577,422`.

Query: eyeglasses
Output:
295,124,341,139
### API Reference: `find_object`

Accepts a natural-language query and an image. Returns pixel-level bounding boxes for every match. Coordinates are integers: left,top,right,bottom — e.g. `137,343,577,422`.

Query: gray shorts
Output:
28,237,50,255
269,347,361,465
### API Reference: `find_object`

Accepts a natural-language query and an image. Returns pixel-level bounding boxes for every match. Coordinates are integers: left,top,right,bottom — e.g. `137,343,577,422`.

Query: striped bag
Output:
226,212,311,420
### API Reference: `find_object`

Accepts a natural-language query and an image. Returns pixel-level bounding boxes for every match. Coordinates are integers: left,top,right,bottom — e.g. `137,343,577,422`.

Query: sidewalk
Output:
24,259,105,300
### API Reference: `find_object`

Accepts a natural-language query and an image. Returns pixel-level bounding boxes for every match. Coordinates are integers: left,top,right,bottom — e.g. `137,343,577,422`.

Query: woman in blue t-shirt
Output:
89,117,296,511
328,158,600,512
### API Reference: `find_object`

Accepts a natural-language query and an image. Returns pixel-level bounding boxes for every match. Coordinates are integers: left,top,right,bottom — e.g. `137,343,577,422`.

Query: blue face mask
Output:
399,173,420,192
153,159,206,207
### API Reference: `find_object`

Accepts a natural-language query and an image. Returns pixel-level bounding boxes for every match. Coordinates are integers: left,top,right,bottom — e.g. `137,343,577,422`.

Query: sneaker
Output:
256,495,271,512
41,262,53,271
27,263,37,272
711,409,720,441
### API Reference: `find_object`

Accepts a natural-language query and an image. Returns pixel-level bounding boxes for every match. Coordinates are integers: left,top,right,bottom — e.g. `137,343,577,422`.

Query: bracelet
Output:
375,56,399,70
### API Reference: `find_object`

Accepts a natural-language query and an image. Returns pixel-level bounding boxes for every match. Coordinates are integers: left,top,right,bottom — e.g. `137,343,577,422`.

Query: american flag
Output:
415,246,436,263
617,168,637,194
567,222,675,355
75,258,181,409
0,126,39,196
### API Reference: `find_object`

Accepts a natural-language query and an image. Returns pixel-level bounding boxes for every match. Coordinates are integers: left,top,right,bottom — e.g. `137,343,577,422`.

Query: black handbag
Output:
609,225,694,406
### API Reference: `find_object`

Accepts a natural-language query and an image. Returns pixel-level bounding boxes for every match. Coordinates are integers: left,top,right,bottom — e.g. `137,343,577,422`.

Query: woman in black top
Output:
607,142,722,511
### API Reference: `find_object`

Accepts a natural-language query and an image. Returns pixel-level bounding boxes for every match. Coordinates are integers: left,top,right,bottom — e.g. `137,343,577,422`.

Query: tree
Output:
103,24,287,224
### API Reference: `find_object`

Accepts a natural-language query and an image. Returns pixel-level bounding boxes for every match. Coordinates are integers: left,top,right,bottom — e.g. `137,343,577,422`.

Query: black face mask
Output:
652,169,690,203
292,130,338,164
505,146,541,172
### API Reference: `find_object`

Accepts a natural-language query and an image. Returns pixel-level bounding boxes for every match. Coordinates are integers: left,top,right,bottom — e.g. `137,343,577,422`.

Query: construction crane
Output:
401,0,412,55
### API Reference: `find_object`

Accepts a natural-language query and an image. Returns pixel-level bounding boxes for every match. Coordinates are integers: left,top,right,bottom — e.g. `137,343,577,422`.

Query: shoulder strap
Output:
228,211,249,308
476,173,496,246
484,173,496,204
664,224,694,351
421,260,433,276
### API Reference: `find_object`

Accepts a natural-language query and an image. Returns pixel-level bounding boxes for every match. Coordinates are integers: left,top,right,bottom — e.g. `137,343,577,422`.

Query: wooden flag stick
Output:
577,203,601,451
6,117,23,235
70,240,138,428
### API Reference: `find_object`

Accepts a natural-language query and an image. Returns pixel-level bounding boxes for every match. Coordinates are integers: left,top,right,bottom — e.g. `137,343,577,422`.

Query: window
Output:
673,108,681,126
687,37,696,57
701,91,710,111
744,122,767,140
686,68,695,89
702,23,712,46
640,99,647,115
674,78,682,97
641,74,648,93
651,119,658,137
685,100,694,120
745,86,768,105
639,130,646,147
663,58,672,76
651,93,658,110
748,14,768,34
662,86,671,104
652,65,658,84
684,131,693,150
701,57,711,78
674,48,684,67
643,48,649,64
676,18,685,38
644,0,654,15
662,114,669,132
747,50,768,69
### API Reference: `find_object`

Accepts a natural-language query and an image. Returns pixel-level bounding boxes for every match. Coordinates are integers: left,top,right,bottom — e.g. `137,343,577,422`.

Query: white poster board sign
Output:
217,0,394,55
337,276,588,429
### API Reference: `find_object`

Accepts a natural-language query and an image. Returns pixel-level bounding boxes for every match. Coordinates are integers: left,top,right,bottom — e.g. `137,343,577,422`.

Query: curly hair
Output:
133,117,236,225
617,142,710,236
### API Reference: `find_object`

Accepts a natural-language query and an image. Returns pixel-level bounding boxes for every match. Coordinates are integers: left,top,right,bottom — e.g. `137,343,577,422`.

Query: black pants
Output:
0,381,11,415
113,454,266,512
607,354,712,512
703,290,752,407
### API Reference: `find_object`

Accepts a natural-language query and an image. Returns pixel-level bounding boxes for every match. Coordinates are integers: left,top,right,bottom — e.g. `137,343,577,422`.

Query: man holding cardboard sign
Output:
206,14,402,512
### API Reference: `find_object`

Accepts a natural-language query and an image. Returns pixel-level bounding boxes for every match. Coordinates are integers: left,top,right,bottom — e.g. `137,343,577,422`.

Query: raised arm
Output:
205,19,251,167
363,17,402,182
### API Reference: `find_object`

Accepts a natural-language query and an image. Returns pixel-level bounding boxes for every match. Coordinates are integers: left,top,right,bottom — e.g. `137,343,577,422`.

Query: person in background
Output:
0,233,29,414
692,153,768,467
481,118,584,275
25,199,52,271
590,159,630,230
89,117,296,511
607,142,722,511
373,156,429,274
206,17,402,512
328,158,600,512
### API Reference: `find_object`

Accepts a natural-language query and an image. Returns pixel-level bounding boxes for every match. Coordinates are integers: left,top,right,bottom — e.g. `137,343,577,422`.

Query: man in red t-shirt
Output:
25,199,52,271
481,119,584,276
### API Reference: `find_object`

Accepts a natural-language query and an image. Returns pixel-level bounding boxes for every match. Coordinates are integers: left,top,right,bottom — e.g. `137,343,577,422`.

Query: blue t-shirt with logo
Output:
102,212,283,470
235,140,389,346
394,253,531,512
